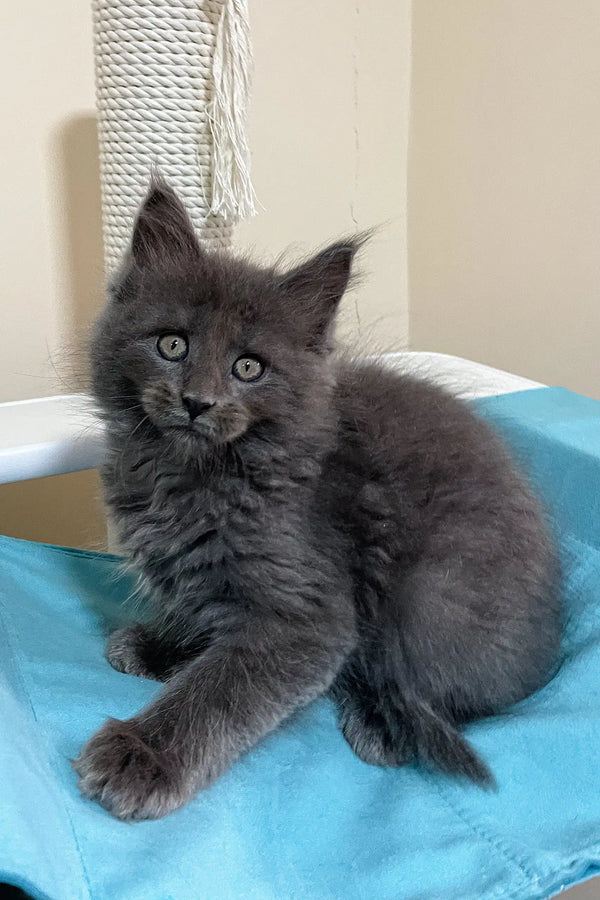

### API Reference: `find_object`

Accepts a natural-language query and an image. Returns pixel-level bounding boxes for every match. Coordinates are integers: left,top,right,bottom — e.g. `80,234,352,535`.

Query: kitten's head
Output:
91,180,362,455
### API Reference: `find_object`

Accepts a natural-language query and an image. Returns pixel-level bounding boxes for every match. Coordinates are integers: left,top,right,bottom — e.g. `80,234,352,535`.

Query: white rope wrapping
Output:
92,0,256,272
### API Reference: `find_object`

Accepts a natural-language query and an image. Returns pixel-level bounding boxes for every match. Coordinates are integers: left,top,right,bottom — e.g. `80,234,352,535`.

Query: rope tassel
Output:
207,0,257,220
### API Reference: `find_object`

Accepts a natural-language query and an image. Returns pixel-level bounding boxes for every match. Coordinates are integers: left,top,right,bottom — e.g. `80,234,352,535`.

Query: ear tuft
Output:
131,177,201,268
279,234,369,346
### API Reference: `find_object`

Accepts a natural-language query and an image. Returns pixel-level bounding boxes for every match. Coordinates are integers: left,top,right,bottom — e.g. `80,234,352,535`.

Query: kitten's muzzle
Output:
182,396,215,421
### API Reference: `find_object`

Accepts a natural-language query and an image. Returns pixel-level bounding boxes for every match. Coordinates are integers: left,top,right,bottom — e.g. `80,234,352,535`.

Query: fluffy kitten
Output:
74,181,561,821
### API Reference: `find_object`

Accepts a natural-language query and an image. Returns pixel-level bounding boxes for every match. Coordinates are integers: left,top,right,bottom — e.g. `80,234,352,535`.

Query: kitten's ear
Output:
280,237,366,347
130,179,201,268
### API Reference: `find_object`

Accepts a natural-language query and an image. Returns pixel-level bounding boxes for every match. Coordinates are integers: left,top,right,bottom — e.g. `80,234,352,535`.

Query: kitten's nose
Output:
182,396,215,421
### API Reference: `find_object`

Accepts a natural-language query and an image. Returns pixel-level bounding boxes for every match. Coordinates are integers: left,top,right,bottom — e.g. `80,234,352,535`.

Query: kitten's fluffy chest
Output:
107,447,302,602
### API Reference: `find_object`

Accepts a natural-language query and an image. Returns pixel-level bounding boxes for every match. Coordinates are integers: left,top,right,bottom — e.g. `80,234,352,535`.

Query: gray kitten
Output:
74,181,561,821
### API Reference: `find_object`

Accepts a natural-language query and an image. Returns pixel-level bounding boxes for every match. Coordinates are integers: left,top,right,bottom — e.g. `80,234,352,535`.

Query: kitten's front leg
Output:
105,623,189,682
74,621,353,820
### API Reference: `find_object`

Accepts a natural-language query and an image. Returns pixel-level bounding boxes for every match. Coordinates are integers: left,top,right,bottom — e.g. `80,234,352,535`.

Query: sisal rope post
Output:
91,0,257,273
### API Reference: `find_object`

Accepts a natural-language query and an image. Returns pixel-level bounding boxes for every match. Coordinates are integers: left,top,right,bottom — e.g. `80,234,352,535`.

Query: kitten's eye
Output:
232,356,264,382
157,333,188,361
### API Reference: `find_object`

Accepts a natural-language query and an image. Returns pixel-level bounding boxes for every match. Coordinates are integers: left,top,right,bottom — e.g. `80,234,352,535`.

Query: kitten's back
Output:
332,359,520,489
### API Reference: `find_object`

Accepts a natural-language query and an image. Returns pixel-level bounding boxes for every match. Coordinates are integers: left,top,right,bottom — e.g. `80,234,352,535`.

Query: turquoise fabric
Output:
1,385,600,900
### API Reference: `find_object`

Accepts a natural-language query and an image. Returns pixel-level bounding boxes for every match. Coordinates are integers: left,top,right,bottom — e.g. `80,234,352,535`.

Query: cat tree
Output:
91,0,256,271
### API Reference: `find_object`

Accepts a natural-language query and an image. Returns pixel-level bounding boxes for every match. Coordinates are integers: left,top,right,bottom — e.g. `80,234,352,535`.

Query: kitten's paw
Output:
339,703,414,768
73,718,190,821
106,625,163,680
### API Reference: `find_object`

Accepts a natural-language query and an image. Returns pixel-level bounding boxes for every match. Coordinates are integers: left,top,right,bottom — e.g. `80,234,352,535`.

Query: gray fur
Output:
73,181,562,820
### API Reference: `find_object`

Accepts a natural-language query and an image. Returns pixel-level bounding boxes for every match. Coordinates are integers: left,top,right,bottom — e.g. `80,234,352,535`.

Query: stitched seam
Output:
494,859,600,900
432,780,541,899
0,590,95,900
514,843,600,900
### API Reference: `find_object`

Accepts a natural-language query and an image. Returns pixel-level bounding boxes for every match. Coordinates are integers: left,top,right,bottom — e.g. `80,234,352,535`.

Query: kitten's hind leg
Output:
106,624,188,682
331,665,415,768
331,661,493,785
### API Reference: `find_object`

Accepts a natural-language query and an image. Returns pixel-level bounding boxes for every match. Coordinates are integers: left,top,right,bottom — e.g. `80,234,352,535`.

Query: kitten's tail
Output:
408,697,495,788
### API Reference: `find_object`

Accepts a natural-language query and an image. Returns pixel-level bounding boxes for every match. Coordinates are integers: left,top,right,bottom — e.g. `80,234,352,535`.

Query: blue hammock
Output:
1,386,599,900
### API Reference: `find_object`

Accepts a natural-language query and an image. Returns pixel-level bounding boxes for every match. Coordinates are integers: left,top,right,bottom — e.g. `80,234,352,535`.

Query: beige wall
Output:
237,1,410,354
0,2,103,404
0,1,105,548
409,0,600,399
0,1,410,547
